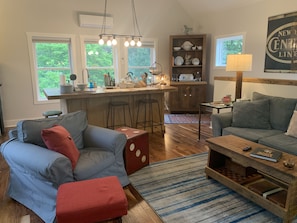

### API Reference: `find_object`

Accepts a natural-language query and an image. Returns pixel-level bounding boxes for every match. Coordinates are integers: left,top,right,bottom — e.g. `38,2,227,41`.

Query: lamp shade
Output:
226,54,253,72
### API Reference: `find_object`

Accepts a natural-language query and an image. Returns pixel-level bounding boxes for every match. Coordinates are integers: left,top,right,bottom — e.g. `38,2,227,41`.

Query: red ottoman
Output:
56,176,128,223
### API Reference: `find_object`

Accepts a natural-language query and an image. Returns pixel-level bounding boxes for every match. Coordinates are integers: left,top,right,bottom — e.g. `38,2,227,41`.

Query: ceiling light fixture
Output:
98,0,142,47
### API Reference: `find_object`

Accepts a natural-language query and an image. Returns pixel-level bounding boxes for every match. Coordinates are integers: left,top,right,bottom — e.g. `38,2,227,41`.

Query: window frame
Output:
27,32,77,104
214,32,246,69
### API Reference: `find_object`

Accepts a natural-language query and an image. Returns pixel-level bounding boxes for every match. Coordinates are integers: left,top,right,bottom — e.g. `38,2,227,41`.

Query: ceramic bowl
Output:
77,83,87,91
173,47,181,51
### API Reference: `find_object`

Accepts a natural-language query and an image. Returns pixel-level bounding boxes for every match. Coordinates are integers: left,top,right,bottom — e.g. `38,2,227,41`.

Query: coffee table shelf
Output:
205,135,297,223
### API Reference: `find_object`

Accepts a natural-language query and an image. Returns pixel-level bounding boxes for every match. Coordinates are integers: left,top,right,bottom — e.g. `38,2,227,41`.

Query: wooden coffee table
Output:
205,135,297,223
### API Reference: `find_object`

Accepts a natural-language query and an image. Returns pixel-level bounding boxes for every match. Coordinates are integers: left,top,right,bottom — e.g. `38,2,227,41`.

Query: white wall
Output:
0,0,192,126
191,0,297,101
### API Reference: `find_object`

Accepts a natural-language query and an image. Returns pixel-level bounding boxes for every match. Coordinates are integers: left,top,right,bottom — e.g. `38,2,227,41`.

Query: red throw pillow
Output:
41,125,80,170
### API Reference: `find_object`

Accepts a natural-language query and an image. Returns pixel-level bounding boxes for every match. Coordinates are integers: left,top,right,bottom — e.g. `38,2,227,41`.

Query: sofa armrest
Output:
1,139,74,188
211,112,233,137
83,125,127,154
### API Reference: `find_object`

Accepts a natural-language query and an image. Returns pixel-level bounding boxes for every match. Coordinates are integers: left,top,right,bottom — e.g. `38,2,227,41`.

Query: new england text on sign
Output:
265,11,297,73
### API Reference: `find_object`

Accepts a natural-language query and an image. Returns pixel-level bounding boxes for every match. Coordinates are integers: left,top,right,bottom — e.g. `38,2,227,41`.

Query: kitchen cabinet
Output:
168,34,207,113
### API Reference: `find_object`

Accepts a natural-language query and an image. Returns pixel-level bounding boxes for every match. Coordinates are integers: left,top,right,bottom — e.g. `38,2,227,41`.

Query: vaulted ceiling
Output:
176,0,266,18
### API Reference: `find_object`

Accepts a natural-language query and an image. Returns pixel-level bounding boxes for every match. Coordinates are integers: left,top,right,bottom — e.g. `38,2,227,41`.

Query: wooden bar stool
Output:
107,101,132,129
42,110,62,118
136,95,163,134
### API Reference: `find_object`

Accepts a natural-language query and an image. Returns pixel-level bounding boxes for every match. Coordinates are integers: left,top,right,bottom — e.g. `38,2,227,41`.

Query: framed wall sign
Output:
265,11,297,73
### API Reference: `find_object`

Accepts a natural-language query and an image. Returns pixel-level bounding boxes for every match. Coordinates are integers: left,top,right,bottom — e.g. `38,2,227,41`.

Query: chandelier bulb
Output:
107,39,112,46
112,37,117,45
98,38,104,45
137,40,142,47
130,39,136,46
124,40,130,47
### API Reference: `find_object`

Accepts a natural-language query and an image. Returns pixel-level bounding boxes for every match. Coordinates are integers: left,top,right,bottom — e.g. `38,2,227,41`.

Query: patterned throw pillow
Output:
42,125,80,169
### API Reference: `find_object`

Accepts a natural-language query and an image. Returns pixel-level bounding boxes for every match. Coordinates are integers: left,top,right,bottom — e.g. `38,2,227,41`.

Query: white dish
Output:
173,47,181,51
192,58,200,65
179,74,194,81
181,41,193,51
174,56,184,66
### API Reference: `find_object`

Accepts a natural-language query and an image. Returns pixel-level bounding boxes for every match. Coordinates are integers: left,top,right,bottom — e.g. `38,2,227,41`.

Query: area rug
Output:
129,153,296,223
164,114,209,124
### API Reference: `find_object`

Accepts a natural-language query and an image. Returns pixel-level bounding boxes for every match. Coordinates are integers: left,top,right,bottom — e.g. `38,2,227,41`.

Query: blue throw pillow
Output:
231,99,271,129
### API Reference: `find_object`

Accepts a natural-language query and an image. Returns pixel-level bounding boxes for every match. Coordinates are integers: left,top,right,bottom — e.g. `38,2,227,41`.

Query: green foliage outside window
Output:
35,42,71,99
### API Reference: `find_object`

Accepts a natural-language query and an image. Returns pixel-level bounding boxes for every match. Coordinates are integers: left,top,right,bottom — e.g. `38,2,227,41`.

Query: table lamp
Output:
226,54,252,100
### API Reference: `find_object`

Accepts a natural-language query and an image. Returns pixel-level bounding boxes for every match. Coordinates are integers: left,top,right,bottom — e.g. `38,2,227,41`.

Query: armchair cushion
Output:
42,125,80,169
231,99,271,129
17,110,88,149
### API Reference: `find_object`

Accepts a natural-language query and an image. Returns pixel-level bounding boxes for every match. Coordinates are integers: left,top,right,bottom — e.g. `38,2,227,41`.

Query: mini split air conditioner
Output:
79,14,113,29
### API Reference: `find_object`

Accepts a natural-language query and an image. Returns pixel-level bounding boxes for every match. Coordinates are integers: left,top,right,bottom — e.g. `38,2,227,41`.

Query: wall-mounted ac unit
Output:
79,14,113,29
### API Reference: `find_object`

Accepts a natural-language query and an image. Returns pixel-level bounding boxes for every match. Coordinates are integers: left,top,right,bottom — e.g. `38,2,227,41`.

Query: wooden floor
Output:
0,115,212,223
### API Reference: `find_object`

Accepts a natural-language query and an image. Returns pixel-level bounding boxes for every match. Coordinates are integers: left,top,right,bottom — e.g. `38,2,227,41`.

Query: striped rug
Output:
129,153,296,223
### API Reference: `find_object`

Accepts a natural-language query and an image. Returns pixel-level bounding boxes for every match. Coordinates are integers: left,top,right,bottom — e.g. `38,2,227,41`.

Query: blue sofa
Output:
211,92,297,155
1,110,129,223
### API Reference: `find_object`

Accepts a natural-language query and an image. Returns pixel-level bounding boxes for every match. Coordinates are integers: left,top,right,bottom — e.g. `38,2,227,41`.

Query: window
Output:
84,42,117,86
127,41,156,82
81,36,157,85
215,33,245,67
27,33,76,103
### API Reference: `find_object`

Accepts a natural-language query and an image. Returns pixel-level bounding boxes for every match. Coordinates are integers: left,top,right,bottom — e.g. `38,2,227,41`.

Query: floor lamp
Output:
226,54,253,100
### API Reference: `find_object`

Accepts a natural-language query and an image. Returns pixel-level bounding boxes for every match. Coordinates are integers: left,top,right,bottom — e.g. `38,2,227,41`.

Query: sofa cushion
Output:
259,133,297,156
223,127,282,142
42,125,80,170
253,92,297,131
73,148,115,180
17,111,88,149
286,110,297,138
231,99,271,129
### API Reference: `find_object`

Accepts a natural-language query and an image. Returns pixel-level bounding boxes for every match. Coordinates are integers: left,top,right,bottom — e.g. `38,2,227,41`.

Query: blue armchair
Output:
1,111,129,223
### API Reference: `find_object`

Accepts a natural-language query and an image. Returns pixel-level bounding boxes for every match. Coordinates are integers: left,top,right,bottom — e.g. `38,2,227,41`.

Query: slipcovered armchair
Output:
1,111,129,223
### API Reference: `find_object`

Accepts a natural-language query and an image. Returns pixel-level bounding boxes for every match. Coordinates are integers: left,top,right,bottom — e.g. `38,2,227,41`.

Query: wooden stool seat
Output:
56,176,128,223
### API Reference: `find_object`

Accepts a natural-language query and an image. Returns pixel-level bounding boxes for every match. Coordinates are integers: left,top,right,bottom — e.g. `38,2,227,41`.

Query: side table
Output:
116,127,149,175
198,102,233,140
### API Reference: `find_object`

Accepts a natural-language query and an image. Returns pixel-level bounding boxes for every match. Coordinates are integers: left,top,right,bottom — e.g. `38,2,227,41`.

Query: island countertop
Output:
44,85,177,100
43,85,177,129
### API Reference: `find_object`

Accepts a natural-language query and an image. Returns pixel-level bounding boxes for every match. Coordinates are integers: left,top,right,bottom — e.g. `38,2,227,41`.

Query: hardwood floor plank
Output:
0,114,212,223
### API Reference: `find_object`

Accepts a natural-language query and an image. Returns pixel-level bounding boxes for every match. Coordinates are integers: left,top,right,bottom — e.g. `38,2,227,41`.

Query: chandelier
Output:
98,0,142,47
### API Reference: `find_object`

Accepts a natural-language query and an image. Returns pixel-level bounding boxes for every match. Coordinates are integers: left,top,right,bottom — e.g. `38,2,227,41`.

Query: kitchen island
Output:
44,85,177,129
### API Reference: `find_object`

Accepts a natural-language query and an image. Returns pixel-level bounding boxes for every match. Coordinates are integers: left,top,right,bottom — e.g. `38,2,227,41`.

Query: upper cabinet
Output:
169,34,207,82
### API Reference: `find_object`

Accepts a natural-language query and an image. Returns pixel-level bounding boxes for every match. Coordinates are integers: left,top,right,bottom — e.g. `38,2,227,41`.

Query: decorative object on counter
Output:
60,74,66,85
98,0,142,47
222,95,232,105
60,84,73,94
183,25,193,35
192,57,200,65
184,54,192,65
149,61,163,85
226,54,253,100
70,74,77,91
77,83,87,91
174,56,184,66
104,73,115,87
181,41,193,51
